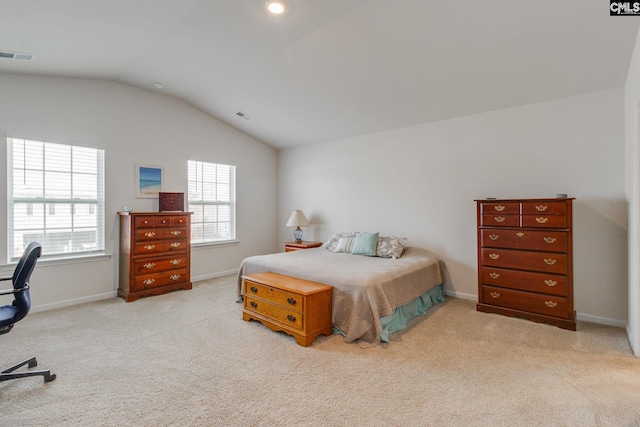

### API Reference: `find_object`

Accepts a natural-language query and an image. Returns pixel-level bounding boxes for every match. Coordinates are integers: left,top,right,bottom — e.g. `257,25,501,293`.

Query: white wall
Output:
279,88,627,325
625,29,640,356
0,74,278,310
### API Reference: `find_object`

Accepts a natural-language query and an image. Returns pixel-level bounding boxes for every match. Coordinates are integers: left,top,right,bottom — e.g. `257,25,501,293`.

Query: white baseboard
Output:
192,269,238,282
31,292,116,313
443,289,626,328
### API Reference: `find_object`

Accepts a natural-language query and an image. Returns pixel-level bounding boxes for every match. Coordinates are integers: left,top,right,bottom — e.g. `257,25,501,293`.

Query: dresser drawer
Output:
133,254,188,275
244,296,304,331
133,239,188,255
480,202,519,214
480,229,567,253
522,215,567,229
134,215,189,228
481,214,520,227
482,285,569,319
132,268,188,291
134,227,187,241
482,267,568,296
521,202,566,215
481,248,567,274
244,281,304,313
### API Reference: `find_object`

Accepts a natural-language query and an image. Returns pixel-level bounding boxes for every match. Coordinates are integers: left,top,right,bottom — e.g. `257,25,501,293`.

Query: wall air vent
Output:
0,50,34,61
235,111,253,121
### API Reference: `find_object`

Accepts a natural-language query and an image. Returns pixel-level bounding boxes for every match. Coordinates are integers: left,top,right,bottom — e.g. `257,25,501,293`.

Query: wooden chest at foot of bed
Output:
242,272,333,347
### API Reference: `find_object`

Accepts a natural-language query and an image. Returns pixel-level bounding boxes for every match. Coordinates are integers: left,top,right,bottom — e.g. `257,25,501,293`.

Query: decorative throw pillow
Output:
324,232,359,252
351,232,379,256
334,237,356,253
376,236,408,259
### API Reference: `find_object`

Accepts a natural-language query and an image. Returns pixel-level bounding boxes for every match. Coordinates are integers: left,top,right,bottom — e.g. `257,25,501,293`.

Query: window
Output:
188,160,236,244
7,137,105,261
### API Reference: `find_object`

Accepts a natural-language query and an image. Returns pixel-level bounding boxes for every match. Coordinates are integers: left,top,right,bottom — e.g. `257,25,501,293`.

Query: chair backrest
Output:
8,242,42,324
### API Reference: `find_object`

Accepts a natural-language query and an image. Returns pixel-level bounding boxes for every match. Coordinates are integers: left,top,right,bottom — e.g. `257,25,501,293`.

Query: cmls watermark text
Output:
610,1,640,15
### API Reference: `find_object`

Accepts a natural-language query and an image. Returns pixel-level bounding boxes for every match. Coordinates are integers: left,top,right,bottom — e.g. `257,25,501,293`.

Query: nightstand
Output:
284,241,322,252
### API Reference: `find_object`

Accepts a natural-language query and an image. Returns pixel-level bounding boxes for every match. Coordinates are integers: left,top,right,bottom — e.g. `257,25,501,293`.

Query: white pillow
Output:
324,232,359,252
334,237,356,253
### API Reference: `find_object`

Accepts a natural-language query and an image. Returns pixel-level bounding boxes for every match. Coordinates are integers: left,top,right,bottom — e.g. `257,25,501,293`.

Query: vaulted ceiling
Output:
1,1,638,149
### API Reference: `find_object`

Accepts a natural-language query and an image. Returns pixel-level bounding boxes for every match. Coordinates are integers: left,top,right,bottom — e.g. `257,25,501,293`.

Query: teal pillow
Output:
351,232,379,256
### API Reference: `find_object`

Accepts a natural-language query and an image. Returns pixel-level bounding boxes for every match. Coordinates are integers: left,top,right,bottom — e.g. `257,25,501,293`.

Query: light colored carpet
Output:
1,275,639,426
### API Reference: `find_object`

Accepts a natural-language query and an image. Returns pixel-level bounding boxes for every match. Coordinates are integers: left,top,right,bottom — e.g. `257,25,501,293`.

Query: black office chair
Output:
0,242,56,383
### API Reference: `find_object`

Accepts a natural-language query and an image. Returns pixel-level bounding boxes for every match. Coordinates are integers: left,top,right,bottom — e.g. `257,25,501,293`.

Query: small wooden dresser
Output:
119,212,192,302
475,198,575,330
242,272,333,346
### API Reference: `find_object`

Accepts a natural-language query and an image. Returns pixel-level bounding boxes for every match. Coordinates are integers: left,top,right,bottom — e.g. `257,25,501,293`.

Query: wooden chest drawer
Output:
244,281,304,312
133,239,187,255
521,202,566,215
132,268,188,291
522,215,567,229
480,202,519,214
244,296,303,331
480,229,567,252
481,248,567,274
482,267,568,296
481,214,520,227
482,285,569,319
134,227,188,241
133,254,188,275
134,215,189,228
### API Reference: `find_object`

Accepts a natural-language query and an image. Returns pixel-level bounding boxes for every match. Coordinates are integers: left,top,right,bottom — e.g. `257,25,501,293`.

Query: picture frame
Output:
135,164,163,198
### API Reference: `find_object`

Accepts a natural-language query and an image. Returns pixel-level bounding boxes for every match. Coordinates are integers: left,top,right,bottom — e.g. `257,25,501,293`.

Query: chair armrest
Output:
0,284,29,296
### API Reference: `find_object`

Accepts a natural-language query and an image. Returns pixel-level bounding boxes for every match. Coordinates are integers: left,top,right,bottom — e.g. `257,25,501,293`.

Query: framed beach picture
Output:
135,164,163,198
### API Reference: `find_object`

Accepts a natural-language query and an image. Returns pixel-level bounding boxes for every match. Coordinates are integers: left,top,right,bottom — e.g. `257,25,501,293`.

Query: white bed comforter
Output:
237,246,445,344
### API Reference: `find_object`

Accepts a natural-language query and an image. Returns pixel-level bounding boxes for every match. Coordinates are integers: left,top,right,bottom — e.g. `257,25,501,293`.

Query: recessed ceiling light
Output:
153,81,164,89
266,0,286,14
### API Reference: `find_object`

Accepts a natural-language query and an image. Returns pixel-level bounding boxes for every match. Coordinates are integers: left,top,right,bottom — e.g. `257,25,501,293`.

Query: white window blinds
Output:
188,160,236,244
7,137,105,260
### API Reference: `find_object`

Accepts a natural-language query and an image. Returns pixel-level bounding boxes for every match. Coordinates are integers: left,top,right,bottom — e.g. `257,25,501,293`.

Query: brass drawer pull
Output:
516,232,524,237
250,286,258,293
286,314,297,323
544,237,557,243
535,205,548,212
544,279,557,287
171,230,182,236
494,216,505,223
170,242,181,248
170,259,181,265
489,273,500,279
536,217,549,224
489,234,499,240
494,205,505,212
161,220,167,224
545,301,558,308
143,279,155,285
489,253,500,260
250,301,257,308
544,258,557,265
143,263,156,269
144,244,155,250
144,231,156,237
489,292,500,298
287,297,297,306
170,274,181,281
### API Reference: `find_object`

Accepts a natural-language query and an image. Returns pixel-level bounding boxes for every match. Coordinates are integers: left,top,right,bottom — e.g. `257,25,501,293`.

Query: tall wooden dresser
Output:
475,198,576,330
119,212,192,302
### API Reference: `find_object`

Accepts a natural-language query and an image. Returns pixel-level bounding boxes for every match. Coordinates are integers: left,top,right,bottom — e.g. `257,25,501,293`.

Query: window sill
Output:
1,253,112,272
191,240,240,249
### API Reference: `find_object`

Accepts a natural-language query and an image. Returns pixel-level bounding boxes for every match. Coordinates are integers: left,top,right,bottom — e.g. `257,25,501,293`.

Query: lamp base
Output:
293,227,303,244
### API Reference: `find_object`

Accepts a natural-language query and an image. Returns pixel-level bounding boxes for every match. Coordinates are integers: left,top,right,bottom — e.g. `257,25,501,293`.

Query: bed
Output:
237,245,445,344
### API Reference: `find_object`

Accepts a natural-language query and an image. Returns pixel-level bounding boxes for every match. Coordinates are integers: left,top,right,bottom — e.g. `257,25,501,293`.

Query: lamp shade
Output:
286,210,310,227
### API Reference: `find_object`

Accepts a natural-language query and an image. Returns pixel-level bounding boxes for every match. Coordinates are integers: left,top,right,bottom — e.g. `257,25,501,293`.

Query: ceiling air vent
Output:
0,50,34,61
235,111,253,121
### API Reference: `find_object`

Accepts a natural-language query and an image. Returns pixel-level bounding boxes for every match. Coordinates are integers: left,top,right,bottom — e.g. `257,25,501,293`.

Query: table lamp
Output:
286,210,310,243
